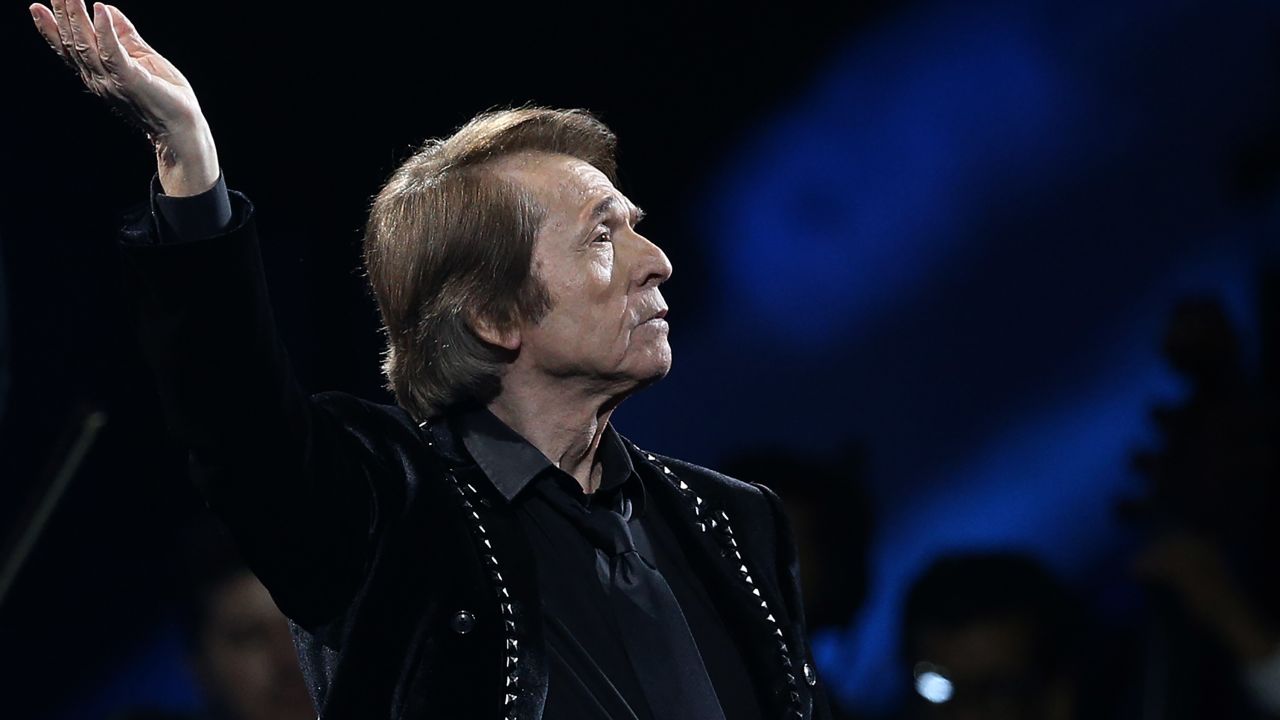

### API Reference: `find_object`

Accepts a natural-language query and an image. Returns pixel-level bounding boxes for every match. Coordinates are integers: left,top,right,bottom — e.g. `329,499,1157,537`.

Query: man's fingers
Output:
66,0,106,79
30,5,70,63
105,4,153,57
49,0,87,77
93,3,128,80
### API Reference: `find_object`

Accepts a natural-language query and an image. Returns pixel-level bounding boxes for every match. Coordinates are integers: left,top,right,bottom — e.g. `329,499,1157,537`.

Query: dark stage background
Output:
3,1,1280,718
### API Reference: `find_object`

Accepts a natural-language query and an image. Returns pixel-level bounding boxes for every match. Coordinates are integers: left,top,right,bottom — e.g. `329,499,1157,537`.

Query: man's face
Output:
195,571,314,720
908,617,1071,720
498,152,672,394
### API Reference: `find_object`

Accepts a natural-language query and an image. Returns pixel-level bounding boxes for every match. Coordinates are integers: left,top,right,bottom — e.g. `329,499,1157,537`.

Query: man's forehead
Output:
493,151,622,215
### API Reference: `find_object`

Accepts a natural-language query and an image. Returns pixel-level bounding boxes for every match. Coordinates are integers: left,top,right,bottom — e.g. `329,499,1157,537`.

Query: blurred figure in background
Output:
1133,533,1280,718
1129,296,1280,719
176,515,315,720
899,553,1083,720
722,447,873,720
116,515,315,720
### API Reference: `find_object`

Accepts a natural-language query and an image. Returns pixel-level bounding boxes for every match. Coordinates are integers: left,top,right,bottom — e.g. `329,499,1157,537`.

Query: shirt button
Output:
450,610,477,634
803,662,816,686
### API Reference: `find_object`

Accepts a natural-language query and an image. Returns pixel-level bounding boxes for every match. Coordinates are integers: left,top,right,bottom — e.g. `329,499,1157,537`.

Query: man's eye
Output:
593,230,612,244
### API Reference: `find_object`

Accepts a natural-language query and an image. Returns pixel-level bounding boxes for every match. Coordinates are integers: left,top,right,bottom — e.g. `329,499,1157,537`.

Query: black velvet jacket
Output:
118,186,831,720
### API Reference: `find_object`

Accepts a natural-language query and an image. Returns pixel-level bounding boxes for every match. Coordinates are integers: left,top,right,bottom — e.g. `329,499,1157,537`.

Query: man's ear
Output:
470,312,522,352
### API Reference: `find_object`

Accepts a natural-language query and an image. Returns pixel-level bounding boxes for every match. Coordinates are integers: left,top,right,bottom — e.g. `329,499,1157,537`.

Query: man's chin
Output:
636,358,672,389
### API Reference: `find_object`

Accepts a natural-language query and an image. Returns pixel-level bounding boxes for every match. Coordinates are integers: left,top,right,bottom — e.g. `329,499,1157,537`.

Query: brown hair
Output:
363,107,619,420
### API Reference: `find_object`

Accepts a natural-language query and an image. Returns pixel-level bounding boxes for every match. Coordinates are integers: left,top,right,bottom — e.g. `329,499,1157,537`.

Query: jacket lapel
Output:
417,417,550,720
623,439,803,719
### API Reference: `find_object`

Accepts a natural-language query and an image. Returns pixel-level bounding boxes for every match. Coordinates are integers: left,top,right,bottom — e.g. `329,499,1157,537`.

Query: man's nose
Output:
637,233,673,287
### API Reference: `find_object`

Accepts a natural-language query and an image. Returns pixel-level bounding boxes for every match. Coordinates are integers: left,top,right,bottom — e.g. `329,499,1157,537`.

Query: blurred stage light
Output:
913,662,954,704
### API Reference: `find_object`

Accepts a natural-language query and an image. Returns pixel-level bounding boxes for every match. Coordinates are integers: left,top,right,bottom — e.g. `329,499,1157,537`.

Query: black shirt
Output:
451,405,760,720
150,176,762,720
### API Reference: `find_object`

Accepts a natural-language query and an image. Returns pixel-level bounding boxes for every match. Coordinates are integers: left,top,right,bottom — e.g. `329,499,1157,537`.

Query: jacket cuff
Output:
153,170,233,242
119,172,252,247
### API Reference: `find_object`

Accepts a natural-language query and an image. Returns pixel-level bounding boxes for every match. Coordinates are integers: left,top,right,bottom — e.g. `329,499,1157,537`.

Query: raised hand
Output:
30,1,220,196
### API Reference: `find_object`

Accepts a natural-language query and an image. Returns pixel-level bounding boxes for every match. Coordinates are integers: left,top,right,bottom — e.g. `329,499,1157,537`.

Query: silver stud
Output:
752,587,761,597
766,614,775,623
505,693,517,705
678,480,689,490
744,575,754,585
803,662,816,686
662,466,672,474
646,454,656,461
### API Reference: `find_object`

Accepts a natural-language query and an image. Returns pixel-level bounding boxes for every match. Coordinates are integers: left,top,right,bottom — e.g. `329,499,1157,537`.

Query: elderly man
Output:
31,2,830,719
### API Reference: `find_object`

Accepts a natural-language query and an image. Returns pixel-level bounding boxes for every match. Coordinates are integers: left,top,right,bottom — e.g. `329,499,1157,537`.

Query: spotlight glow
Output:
915,670,954,704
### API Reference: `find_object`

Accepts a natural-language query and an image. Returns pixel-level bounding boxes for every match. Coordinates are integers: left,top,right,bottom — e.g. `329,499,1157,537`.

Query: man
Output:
30,2,831,719
900,553,1082,720
177,516,318,720
116,516,317,720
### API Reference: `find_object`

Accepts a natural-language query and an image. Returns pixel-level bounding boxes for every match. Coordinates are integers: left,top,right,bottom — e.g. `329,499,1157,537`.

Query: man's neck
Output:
486,385,623,495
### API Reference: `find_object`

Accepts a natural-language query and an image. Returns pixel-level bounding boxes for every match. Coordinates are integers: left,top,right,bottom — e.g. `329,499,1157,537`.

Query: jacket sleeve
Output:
755,482,835,720
118,183,388,629
150,170,234,242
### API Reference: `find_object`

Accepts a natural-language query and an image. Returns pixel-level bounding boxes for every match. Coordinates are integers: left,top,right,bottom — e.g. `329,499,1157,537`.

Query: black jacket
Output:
118,186,831,720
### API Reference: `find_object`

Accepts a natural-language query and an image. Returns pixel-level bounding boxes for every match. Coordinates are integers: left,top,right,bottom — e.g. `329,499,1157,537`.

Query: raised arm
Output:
30,2,389,629
30,1,219,197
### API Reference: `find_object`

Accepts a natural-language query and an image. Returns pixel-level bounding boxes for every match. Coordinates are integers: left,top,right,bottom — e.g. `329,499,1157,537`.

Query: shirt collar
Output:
454,405,638,504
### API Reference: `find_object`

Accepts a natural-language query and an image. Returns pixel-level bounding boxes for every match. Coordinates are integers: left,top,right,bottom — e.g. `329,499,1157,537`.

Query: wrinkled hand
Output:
30,1,219,196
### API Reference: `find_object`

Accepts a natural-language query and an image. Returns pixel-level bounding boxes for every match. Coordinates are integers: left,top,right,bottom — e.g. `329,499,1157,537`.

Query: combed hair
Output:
363,107,618,420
